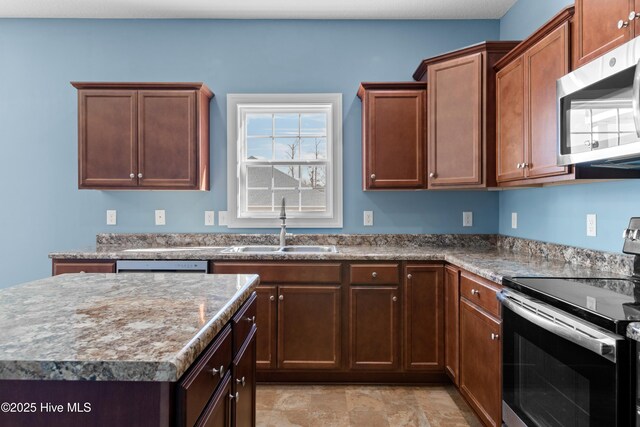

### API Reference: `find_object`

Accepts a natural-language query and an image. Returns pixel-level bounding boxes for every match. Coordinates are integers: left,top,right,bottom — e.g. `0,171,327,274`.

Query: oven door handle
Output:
498,290,623,363
633,57,640,137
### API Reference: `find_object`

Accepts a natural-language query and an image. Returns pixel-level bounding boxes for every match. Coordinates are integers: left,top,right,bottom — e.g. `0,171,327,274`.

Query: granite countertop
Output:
0,273,259,382
50,245,628,285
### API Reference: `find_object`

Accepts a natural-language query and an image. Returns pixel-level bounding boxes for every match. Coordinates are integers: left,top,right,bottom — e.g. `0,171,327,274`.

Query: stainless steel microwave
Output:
558,36,640,169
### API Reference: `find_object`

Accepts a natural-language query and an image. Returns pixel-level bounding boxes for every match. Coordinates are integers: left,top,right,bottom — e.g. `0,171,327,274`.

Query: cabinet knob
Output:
279,295,284,301
516,163,522,169
236,376,246,387
522,163,529,168
407,273,412,280
244,316,255,324
370,174,376,180
211,365,224,377
471,289,480,296
137,173,143,178
618,19,629,29
429,172,436,178
269,295,275,301
392,296,398,302
79,271,86,273
129,173,135,179
371,272,377,278
630,11,640,21
229,392,239,402
491,333,500,341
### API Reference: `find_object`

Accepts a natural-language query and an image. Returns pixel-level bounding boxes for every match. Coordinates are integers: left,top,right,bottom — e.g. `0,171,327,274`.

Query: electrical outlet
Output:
463,212,473,227
586,214,597,237
106,210,117,226
204,211,215,226
363,211,374,227
218,211,228,226
511,212,518,229
155,210,166,226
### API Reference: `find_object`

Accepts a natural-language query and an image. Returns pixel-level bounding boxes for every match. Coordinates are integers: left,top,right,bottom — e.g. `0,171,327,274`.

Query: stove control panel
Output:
623,217,640,255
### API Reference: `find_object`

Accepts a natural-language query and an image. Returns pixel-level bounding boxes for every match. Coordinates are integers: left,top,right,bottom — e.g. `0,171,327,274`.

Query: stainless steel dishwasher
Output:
116,260,209,273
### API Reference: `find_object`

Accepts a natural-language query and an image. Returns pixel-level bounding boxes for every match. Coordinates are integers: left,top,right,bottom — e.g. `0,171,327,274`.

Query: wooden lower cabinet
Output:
459,299,502,427
196,373,232,427
52,260,116,275
255,286,277,370
404,265,444,371
444,265,460,385
349,285,400,370
277,285,341,370
233,327,256,427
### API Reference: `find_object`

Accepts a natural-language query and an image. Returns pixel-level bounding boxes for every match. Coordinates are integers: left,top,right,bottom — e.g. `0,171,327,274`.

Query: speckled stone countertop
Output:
0,273,259,382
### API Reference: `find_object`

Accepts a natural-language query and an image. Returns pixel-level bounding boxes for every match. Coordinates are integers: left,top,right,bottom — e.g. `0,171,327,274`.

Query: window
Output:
227,94,342,228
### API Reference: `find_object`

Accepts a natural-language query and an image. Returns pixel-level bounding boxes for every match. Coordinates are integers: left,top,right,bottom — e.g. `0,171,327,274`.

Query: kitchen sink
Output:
222,245,338,254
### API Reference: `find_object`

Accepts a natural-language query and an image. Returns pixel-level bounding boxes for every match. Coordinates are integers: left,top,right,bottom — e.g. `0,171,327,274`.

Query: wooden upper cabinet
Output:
72,82,213,190
496,57,525,182
526,23,570,179
573,0,633,68
495,7,573,187
413,42,519,189
357,83,427,190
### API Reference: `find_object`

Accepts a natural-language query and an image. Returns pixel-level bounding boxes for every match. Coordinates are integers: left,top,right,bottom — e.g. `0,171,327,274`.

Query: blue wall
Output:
498,0,640,253
0,19,500,287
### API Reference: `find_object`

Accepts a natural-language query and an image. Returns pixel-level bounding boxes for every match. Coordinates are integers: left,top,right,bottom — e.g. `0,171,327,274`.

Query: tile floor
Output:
256,384,482,427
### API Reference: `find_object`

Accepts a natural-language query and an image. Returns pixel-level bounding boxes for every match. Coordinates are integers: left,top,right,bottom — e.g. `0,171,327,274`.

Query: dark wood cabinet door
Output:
138,90,198,188
459,300,501,427
574,0,632,68
363,89,426,189
233,327,256,427
349,286,400,370
428,53,482,187
277,285,341,370
403,265,443,371
444,265,460,385
255,286,277,370
526,23,570,179
196,374,232,427
52,260,116,275
78,90,138,188
496,56,525,183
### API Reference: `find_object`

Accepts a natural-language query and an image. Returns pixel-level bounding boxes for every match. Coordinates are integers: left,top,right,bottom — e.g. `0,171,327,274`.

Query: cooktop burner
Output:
502,276,640,334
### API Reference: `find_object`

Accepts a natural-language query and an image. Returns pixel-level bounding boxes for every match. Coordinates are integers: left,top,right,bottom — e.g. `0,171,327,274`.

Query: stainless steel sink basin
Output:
222,245,338,254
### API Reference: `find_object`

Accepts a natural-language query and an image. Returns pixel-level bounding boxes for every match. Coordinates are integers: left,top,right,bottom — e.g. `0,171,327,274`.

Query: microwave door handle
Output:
633,58,640,137
499,292,620,362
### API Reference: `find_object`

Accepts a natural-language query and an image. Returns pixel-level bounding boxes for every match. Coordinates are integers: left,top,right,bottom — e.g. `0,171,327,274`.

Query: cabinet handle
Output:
137,173,143,178
229,392,239,402
244,316,255,324
429,172,436,178
392,296,398,302
211,365,224,377
618,19,630,29
471,289,480,296
491,333,500,341
236,376,246,387
129,173,135,179
370,174,376,180
371,271,377,278
407,273,412,280
269,295,275,301
279,295,284,301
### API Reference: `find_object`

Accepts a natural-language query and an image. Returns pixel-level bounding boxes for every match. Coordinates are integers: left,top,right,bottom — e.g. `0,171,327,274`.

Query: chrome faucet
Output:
279,197,287,247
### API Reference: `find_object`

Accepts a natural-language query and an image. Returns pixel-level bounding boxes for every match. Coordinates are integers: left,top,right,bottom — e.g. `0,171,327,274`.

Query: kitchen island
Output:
0,272,259,427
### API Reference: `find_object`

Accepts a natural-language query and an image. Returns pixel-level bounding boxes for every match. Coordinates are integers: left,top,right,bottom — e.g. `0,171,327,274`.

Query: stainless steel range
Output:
499,218,640,427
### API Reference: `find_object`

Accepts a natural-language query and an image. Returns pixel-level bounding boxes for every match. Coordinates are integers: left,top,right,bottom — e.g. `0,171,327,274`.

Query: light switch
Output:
155,210,166,226
106,210,117,226
511,212,518,229
463,212,473,227
363,211,374,226
218,211,228,226
205,211,215,226
586,214,596,237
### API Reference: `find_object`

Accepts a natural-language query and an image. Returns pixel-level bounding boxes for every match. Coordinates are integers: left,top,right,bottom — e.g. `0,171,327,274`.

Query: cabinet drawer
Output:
177,325,232,427
212,263,342,284
195,372,232,427
349,264,400,285
52,260,116,276
460,271,501,318
233,293,257,354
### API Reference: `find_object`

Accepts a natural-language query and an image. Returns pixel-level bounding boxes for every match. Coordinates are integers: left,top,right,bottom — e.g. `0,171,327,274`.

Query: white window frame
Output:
227,93,343,228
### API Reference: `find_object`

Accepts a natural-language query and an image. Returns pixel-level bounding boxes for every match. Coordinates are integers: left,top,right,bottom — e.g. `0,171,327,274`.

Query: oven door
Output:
499,289,630,427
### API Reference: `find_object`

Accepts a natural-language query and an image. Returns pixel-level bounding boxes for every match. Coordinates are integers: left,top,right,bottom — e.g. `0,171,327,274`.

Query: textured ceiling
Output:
0,0,518,19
